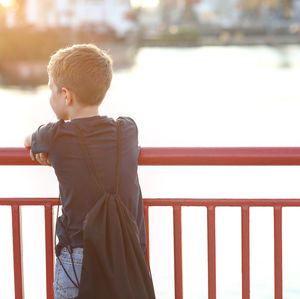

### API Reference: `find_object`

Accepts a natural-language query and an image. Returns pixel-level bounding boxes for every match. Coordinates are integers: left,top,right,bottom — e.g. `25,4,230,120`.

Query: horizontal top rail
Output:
0,198,59,205
2,147,300,165
1,197,300,207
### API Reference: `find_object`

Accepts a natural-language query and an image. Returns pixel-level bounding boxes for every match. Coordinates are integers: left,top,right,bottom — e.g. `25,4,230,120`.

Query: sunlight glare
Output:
0,0,12,7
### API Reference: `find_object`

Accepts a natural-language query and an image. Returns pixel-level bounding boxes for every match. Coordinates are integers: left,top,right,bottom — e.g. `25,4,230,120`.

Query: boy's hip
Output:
53,247,83,299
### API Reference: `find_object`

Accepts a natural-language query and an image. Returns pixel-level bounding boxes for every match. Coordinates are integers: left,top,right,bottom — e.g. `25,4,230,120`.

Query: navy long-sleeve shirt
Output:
31,115,146,257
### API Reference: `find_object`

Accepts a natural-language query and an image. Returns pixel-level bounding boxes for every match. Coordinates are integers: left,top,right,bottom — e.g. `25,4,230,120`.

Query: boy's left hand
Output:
30,151,52,166
24,133,51,166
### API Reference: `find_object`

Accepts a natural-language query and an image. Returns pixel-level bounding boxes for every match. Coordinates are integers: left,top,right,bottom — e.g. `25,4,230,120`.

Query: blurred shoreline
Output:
139,30,300,47
1,28,300,87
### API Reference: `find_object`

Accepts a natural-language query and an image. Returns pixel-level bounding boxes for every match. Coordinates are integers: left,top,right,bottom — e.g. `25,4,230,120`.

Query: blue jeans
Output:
53,247,83,299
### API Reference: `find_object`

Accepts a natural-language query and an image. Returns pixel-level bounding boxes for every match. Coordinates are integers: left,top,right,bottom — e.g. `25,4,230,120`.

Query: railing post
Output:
173,205,183,299
242,206,250,299
207,205,216,299
11,205,24,299
274,206,282,299
44,204,54,299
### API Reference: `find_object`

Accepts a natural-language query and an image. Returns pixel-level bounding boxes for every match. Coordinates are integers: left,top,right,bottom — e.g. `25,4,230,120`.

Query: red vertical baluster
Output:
11,205,24,299
173,205,183,299
44,204,54,299
144,204,150,269
274,206,282,299
207,205,216,299
242,206,250,299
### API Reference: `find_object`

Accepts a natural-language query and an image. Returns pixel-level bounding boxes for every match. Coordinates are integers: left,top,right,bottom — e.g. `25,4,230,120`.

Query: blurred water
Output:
1,46,300,298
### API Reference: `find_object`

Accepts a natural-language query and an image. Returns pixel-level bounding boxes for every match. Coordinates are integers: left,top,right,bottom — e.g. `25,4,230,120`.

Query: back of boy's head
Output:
47,44,113,107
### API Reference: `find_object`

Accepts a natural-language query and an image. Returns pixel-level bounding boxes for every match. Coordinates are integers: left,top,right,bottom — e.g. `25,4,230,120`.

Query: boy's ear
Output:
62,87,73,106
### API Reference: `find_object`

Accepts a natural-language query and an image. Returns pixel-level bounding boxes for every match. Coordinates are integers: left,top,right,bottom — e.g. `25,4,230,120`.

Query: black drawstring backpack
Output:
54,119,156,299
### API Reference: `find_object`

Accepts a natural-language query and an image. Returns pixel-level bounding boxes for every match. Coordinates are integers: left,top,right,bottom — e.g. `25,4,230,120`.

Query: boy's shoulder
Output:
36,115,138,131
31,116,139,154
117,116,138,131
33,115,138,141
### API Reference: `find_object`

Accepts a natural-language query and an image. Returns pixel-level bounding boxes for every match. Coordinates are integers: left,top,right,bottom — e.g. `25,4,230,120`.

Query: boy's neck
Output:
68,105,100,121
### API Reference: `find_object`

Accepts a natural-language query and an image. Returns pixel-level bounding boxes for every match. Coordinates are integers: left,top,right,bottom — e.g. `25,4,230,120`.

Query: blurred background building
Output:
2,0,300,38
0,0,300,85
4,0,136,38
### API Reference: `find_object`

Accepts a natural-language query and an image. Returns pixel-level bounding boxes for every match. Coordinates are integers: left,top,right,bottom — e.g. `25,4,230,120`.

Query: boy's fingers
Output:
36,153,51,165
35,154,43,164
29,151,51,165
41,153,51,165
29,150,35,161
41,153,49,159
36,153,46,165
39,153,46,161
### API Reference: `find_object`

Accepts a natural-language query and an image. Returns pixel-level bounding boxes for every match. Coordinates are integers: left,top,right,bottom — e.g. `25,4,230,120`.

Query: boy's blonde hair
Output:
47,44,113,106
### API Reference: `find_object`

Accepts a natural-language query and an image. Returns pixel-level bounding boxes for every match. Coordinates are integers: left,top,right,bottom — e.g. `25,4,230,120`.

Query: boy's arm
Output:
24,121,60,166
24,133,51,166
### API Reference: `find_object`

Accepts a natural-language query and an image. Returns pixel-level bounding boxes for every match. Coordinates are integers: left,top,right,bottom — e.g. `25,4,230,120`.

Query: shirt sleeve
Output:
31,121,60,154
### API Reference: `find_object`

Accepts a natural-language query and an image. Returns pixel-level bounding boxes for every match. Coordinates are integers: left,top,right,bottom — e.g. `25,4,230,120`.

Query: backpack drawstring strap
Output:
55,195,80,289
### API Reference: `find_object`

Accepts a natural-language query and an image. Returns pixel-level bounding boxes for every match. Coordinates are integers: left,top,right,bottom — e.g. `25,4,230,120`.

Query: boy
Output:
24,44,147,299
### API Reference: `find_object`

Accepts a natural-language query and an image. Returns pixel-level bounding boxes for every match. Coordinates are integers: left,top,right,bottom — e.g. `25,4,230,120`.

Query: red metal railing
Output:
1,147,300,299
